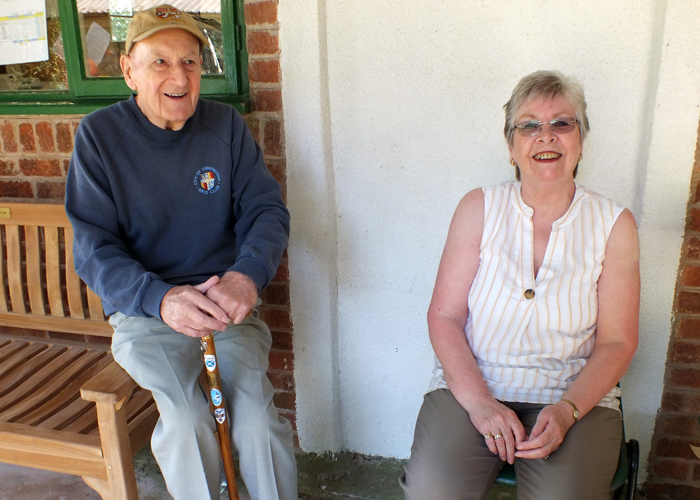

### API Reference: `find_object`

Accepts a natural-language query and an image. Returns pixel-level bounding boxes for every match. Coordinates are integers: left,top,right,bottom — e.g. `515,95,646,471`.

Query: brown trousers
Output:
400,389,622,500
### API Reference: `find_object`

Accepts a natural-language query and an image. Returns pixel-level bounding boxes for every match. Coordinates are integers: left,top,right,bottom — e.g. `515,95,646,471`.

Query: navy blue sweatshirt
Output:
65,96,290,319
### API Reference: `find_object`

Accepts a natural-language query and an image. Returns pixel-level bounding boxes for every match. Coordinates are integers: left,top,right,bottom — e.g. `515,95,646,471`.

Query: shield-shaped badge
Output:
211,389,223,406
204,355,216,372
215,408,226,424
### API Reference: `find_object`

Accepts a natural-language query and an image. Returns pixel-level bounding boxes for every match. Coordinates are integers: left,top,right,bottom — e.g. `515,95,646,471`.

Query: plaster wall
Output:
281,0,700,480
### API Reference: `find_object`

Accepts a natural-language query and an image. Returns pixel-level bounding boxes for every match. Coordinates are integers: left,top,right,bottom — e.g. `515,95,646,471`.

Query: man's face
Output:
120,29,202,131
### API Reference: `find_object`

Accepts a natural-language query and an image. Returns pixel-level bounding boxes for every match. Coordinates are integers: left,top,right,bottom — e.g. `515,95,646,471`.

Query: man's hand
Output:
205,271,259,324
160,276,229,337
515,402,575,459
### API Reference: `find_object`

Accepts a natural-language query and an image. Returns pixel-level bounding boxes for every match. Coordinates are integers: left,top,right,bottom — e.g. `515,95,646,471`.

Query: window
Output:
0,0,249,114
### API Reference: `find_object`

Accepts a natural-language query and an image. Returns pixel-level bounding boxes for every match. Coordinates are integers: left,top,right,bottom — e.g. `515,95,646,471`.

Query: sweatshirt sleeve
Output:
65,118,173,319
227,110,290,292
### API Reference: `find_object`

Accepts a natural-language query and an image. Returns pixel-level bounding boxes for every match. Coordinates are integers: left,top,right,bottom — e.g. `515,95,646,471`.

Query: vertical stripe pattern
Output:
429,181,624,409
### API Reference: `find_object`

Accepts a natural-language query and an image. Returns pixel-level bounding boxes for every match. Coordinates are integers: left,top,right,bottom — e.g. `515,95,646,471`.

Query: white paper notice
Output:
86,22,111,65
0,0,49,65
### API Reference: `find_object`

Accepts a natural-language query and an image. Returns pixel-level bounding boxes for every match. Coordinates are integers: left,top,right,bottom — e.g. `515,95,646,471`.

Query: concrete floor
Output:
0,448,519,500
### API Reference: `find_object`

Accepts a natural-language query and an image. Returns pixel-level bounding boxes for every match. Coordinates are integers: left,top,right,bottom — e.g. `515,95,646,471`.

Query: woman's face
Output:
508,94,582,185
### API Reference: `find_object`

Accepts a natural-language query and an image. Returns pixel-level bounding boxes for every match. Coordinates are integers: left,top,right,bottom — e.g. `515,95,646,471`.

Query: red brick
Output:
268,350,293,370
682,266,700,286
692,208,700,232
262,282,290,306
662,391,700,413
0,181,33,198
272,260,289,283
265,158,285,186
19,123,35,152
653,459,689,480
261,307,292,329
247,31,279,55
19,159,62,177
662,416,700,437
264,119,284,157
35,122,55,152
267,369,294,391
656,438,700,459
271,330,293,350
244,1,277,25
56,123,73,153
244,115,260,143
678,318,700,340
251,90,282,112
678,291,700,313
671,368,700,389
37,181,66,200
670,341,700,363
84,335,111,346
0,160,15,175
273,390,296,411
687,237,700,260
279,410,297,430
694,462,700,480
63,159,70,175
0,325,48,337
646,483,700,500
249,60,280,84
0,122,18,153
72,121,80,136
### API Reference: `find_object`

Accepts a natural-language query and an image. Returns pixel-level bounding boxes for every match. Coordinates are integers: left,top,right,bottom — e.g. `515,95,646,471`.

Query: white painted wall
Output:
281,0,700,480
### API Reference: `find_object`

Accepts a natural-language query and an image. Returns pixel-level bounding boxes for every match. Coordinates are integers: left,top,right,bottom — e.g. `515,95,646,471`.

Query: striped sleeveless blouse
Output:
429,181,624,410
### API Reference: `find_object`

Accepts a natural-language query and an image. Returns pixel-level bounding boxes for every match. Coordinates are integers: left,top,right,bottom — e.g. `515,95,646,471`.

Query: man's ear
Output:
120,55,137,91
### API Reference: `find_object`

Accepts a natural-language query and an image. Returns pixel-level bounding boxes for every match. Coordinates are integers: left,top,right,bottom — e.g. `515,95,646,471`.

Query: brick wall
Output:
0,0,296,444
646,122,700,499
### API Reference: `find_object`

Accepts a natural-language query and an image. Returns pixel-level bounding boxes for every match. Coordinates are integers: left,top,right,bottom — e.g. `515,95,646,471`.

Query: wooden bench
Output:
0,202,158,500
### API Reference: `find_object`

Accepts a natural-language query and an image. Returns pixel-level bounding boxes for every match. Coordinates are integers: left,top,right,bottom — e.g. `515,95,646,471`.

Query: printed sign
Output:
215,408,226,424
204,354,216,372
210,388,222,406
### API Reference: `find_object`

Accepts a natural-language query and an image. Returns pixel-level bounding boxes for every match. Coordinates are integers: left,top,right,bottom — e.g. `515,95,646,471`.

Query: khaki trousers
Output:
110,307,297,500
400,388,622,500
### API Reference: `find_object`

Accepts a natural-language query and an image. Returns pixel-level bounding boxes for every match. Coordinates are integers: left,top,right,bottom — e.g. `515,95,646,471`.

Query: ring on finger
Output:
482,433,493,439
493,433,503,439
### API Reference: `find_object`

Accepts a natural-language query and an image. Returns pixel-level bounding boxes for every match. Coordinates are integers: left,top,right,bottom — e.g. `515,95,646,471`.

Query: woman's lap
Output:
400,389,622,500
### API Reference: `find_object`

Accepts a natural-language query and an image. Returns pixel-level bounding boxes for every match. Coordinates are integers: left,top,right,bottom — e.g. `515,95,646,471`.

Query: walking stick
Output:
201,332,240,500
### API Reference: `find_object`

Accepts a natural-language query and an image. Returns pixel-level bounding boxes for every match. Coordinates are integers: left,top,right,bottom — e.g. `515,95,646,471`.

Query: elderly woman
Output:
400,71,639,500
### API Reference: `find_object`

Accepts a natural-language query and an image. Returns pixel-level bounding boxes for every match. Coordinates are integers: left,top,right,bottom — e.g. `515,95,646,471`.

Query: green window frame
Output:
0,1,249,115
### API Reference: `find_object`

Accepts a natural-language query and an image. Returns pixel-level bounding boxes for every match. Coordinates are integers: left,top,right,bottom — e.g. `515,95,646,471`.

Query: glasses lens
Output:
516,121,542,137
551,118,576,134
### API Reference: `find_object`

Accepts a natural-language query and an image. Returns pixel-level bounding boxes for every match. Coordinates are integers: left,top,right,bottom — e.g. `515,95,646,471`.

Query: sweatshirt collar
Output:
126,94,198,143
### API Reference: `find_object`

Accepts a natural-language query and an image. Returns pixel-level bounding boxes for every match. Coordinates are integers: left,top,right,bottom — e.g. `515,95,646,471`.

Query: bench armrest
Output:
81,360,138,405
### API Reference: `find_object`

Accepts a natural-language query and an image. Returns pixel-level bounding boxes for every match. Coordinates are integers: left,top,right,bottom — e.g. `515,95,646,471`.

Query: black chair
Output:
495,399,639,500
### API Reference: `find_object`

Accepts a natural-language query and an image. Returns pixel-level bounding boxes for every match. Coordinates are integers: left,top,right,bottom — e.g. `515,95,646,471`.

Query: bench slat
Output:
0,342,56,383
0,230,7,313
15,355,113,426
0,312,113,336
5,225,25,314
0,347,81,414
1,350,108,423
44,226,64,317
36,394,95,431
87,287,104,322
24,226,45,316
64,228,85,320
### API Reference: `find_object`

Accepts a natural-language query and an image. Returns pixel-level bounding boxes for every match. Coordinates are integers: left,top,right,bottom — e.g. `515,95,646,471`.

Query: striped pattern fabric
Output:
429,181,624,410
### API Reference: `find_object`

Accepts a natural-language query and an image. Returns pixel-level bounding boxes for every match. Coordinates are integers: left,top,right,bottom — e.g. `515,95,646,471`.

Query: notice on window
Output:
0,0,48,65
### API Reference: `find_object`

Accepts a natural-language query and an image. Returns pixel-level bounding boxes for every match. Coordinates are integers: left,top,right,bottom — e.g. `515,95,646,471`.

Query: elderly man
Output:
65,5,296,500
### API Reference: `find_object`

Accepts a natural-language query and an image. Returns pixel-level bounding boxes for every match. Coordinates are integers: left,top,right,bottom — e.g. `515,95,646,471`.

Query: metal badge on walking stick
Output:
200,332,240,500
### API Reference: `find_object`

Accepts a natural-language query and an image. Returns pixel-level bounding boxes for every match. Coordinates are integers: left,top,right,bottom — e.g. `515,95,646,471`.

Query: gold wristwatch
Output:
558,398,579,422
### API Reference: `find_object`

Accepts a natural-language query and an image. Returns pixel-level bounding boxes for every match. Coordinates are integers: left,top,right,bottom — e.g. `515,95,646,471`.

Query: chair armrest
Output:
81,360,138,405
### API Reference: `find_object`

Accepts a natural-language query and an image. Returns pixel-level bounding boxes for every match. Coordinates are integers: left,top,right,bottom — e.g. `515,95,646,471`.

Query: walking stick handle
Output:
201,332,240,500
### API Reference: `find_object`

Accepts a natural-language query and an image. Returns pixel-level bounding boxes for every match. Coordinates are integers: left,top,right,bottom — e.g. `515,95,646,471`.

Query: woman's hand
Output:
515,402,575,459
466,395,526,464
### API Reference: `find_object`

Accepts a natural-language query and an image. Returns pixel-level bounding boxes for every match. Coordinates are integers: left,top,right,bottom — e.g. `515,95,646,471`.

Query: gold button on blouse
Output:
524,289,535,299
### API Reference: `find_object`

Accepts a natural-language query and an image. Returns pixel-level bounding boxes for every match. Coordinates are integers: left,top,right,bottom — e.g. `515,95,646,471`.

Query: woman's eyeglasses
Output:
514,117,578,137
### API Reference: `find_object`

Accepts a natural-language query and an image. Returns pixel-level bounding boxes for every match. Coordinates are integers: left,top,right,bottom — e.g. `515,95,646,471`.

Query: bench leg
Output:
82,476,113,500
90,398,140,500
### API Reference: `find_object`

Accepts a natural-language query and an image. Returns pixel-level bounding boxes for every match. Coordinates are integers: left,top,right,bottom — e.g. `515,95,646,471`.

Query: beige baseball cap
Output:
124,4,207,55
